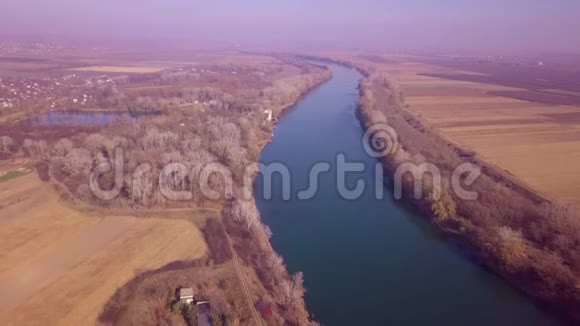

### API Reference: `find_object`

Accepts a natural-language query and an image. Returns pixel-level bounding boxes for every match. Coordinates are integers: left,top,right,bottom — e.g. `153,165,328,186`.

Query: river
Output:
254,64,563,325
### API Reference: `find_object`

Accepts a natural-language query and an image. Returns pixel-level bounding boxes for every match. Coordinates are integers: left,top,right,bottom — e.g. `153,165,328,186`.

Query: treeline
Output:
89,64,332,116
14,112,261,208
223,199,310,324
2,63,331,210
359,73,580,322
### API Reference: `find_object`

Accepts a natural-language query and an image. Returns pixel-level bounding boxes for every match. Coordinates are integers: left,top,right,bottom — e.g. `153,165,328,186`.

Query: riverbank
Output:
356,70,579,323
0,52,332,325
252,62,566,325
94,58,332,325
216,64,333,325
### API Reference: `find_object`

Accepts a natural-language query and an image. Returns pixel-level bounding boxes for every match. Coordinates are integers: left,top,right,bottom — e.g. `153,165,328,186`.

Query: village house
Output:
264,108,273,122
178,287,194,304
177,288,212,326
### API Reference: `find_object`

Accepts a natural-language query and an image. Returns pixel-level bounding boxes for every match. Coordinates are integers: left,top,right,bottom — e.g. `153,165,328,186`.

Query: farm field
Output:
0,173,207,326
377,58,580,205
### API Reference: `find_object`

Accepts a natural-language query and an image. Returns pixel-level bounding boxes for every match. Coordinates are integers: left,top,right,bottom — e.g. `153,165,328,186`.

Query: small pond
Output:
28,110,159,127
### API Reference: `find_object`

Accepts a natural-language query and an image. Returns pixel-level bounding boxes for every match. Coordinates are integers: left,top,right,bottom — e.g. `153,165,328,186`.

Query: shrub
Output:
180,302,197,326
429,191,456,220
51,138,74,158
229,199,261,230
62,148,92,176
23,138,48,158
0,136,16,155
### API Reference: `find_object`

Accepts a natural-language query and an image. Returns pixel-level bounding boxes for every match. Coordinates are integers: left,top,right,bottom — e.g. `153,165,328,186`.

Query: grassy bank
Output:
0,170,26,183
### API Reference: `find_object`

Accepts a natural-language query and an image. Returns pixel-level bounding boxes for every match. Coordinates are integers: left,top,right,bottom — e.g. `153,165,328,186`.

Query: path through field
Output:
226,233,264,326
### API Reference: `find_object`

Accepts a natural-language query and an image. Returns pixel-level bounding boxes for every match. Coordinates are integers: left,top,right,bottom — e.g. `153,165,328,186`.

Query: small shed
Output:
264,109,273,122
178,287,194,304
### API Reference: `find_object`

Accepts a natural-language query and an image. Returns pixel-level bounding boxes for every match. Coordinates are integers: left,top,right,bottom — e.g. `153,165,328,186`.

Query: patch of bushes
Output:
34,161,50,182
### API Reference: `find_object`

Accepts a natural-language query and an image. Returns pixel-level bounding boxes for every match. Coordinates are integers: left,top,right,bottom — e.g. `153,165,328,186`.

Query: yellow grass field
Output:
0,174,207,325
71,65,165,73
375,59,580,205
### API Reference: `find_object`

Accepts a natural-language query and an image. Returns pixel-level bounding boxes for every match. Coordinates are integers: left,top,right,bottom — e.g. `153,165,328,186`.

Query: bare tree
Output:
0,136,15,155
211,140,247,170
278,272,305,305
221,123,241,142
85,133,111,155
51,138,73,158
180,135,201,152
184,149,213,183
497,225,527,267
159,151,187,192
139,128,178,150
62,148,92,175
266,253,285,274
161,151,183,164
262,224,273,240
130,164,152,203
230,199,261,230
22,139,48,158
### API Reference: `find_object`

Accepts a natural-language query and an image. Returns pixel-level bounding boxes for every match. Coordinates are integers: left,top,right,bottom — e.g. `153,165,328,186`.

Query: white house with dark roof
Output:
178,287,194,304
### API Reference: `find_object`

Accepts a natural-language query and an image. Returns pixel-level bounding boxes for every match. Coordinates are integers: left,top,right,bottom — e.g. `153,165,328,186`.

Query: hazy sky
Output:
1,0,579,53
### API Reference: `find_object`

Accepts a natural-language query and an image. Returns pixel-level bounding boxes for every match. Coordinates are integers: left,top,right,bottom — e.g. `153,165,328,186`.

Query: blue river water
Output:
254,64,564,325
